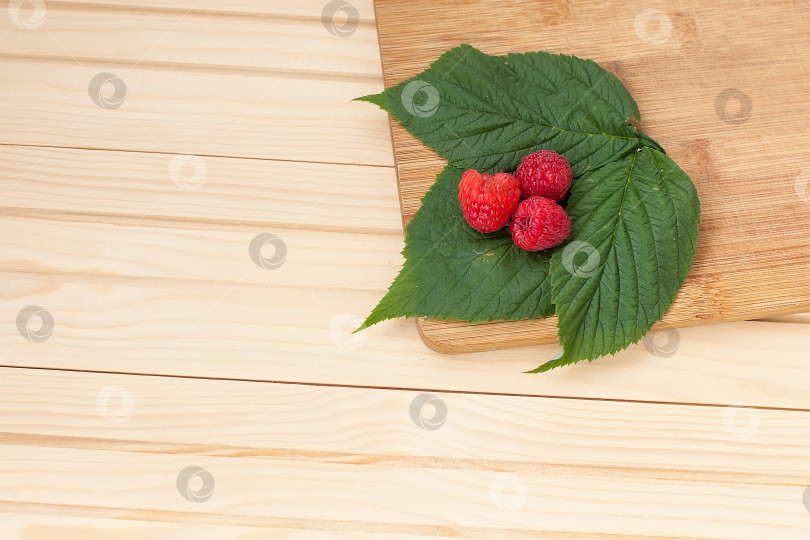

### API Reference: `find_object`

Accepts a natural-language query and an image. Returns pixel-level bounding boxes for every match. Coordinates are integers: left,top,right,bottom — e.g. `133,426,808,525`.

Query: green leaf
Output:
532,147,700,372
357,166,554,331
636,130,666,153
357,45,701,373
358,44,644,175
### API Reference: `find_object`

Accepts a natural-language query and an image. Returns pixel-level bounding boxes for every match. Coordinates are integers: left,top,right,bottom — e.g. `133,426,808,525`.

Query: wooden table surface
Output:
1,1,810,538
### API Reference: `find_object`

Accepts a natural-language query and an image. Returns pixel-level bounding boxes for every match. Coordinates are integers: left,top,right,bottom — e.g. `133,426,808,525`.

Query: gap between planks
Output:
0,205,402,237
5,364,810,414
0,142,396,169
0,52,383,85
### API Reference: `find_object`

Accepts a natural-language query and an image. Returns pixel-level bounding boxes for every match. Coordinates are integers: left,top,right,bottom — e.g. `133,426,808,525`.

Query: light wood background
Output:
0,1,809,538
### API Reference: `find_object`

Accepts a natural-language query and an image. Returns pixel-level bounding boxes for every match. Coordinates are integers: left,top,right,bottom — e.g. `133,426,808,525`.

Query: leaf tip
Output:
353,313,381,333
354,93,386,108
351,323,367,334
525,350,566,373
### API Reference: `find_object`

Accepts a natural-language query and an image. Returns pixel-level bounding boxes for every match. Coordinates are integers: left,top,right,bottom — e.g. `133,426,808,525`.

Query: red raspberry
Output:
458,169,520,233
510,196,571,251
516,150,573,201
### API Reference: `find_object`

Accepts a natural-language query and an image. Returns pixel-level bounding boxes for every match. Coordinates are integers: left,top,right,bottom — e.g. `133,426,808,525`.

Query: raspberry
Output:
515,150,573,201
458,169,520,233
510,196,571,251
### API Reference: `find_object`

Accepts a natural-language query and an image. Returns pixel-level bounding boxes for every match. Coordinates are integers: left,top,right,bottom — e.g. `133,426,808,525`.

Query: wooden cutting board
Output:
373,0,810,354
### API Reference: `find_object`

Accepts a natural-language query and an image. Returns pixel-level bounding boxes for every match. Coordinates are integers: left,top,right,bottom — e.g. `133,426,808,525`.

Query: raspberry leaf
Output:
357,166,554,331
530,147,700,372
358,44,644,175
357,45,701,373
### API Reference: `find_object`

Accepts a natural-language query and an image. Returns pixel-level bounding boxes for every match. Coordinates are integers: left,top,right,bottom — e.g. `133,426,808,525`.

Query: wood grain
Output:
0,512,439,540
0,213,402,291
373,0,810,352
52,0,376,18
0,145,401,232
0,2,382,77
0,58,393,166
1,368,810,538
6,442,807,539
2,368,810,481
0,1,808,537
1,270,810,408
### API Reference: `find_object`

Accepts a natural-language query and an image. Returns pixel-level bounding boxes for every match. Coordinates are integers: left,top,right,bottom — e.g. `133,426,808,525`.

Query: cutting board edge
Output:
417,301,810,355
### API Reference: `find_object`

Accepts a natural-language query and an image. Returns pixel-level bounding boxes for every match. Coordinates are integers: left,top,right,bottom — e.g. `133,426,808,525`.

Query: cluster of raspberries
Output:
458,150,573,251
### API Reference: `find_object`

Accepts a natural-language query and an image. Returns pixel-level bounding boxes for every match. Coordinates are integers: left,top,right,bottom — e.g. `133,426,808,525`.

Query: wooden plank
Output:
0,443,807,538
0,146,400,232
0,58,393,166
760,313,810,324
4,367,810,537
0,213,401,291
0,511,437,540
0,368,808,483
54,0,377,18
1,271,810,408
0,3,381,77
372,0,810,352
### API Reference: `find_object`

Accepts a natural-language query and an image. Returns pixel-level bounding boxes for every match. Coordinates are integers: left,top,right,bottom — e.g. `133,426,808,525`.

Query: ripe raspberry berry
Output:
510,196,571,251
516,150,573,201
458,169,521,233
